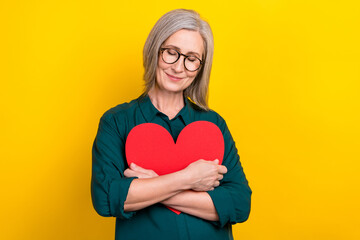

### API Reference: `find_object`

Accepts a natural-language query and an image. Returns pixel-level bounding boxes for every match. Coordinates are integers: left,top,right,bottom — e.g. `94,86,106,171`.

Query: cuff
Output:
207,187,236,228
109,177,138,219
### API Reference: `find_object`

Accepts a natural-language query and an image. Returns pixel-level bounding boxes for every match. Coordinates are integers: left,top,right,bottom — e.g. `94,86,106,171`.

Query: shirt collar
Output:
138,93,192,125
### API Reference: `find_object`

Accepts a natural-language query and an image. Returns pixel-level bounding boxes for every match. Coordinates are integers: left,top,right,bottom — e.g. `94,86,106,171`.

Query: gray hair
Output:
142,9,214,111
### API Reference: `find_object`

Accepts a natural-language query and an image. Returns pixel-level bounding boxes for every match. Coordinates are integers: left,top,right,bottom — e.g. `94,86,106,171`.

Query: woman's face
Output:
155,29,204,95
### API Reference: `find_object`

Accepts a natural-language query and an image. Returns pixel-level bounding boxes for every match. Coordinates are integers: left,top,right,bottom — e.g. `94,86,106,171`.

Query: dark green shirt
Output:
91,93,252,240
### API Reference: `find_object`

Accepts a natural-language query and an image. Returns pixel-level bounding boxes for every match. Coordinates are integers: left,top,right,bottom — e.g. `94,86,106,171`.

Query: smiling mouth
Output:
166,73,183,81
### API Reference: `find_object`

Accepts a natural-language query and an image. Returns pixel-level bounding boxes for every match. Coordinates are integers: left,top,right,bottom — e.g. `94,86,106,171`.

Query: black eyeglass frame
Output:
160,47,203,72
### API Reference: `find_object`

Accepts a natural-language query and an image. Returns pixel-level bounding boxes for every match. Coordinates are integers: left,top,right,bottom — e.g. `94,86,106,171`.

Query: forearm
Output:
124,170,190,212
161,190,219,221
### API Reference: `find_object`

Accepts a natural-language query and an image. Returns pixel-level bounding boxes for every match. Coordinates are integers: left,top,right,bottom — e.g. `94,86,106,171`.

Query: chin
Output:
157,79,185,93
160,84,185,94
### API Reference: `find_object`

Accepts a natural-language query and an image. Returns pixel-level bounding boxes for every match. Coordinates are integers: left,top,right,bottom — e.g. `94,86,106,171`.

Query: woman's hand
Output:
182,159,227,192
124,163,159,179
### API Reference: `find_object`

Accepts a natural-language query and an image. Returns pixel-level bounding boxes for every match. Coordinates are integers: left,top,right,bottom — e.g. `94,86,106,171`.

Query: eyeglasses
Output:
160,48,203,72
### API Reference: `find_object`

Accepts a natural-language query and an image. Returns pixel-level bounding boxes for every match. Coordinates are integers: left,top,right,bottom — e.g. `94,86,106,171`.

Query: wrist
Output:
175,169,193,190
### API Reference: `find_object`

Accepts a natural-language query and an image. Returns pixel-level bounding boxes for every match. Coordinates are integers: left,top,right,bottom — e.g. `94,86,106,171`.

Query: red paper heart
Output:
125,120,224,214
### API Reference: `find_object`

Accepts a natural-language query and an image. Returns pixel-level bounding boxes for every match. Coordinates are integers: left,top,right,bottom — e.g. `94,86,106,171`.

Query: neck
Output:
147,86,185,119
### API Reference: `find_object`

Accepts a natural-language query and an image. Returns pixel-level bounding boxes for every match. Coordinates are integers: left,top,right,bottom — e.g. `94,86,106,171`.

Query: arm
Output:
91,113,136,219
185,150,252,225
124,162,224,221
124,160,227,212
123,169,189,211
205,115,252,227
161,190,219,221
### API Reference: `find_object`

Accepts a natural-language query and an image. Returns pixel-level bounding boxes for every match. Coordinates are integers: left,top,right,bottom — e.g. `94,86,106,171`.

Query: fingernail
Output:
131,163,136,167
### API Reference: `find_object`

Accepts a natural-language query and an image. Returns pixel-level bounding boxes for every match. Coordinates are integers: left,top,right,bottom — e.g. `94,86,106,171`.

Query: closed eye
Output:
167,49,177,55
187,57,197,62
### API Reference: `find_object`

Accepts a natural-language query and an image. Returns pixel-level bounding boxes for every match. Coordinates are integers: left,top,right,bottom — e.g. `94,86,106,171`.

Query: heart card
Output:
125,120,225,214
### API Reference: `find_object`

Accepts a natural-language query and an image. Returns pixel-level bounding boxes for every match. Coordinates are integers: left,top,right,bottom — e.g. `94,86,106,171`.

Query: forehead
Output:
162,29,204,56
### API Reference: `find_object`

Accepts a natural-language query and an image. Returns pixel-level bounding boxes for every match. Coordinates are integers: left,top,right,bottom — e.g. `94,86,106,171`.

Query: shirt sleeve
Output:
207,114,252,228
91,111,137,219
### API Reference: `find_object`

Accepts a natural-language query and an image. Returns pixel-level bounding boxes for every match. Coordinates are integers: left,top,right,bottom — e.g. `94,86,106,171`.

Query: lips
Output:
166,73,183,81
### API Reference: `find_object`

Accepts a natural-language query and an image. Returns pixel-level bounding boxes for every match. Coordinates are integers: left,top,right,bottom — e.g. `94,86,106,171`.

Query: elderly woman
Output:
91,9,252,240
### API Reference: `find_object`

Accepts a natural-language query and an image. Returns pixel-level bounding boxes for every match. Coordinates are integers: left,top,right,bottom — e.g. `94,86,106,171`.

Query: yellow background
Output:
1,0,360,239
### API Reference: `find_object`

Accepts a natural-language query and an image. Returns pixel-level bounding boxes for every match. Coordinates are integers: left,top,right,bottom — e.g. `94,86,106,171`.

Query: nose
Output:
172,55,185,73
